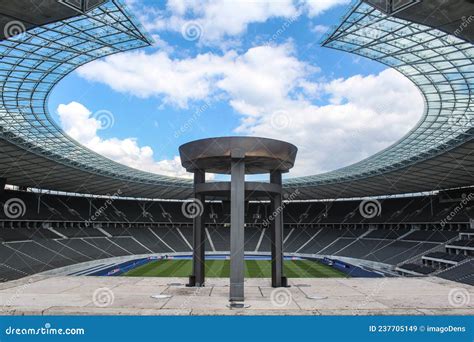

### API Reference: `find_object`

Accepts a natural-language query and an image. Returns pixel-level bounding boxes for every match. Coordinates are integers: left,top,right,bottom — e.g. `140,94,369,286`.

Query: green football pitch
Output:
124,259,347,278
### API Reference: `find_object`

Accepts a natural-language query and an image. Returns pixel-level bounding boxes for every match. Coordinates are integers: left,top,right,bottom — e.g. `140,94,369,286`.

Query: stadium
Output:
0,0,472,315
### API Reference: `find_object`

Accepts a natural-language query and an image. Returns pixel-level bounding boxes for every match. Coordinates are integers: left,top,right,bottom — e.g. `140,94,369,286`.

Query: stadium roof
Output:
0,0,108,40
0,0,472,200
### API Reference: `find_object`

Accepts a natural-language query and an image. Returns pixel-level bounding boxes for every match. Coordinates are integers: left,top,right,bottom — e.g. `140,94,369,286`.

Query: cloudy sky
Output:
49,0,424,180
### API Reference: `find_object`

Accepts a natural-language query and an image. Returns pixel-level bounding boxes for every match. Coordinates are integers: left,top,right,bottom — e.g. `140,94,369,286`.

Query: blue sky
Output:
48,0,423,179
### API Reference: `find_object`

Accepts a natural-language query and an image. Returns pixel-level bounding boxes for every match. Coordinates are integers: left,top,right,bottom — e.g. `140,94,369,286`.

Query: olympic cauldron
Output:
179,136,297,302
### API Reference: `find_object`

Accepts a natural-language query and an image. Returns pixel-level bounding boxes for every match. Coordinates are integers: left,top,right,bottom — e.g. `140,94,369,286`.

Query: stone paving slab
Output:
0,276,472,316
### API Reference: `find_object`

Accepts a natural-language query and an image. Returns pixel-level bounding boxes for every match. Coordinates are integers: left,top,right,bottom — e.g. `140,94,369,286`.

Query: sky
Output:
48,0,424,180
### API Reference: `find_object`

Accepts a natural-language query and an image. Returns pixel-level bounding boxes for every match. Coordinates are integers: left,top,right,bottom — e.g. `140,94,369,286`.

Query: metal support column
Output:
188,169,206,287
0,178,6,195
270,170,286,287
230,151,245,301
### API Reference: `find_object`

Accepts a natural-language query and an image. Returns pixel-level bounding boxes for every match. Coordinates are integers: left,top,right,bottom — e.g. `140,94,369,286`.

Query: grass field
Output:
124,259,347,278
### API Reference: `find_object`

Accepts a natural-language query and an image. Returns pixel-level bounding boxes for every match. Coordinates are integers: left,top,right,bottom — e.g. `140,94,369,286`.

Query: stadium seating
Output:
1,190,472,228
402,230,459,242
438,260,474,286
0,189,472,283
397,263,436,275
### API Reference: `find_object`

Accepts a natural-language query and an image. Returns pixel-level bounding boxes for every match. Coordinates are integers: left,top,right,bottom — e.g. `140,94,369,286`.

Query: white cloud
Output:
146,0,297,45
303,0,351,17
78,50,219,108
182,0,298,43
56,102,191,179
311,24,330,35
131,0,347,47
236,69,423,175
76,43,423,177
77,43,317,110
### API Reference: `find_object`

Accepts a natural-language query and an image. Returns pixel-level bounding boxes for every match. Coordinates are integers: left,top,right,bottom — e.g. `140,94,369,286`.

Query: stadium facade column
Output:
230,148,245,301
270,171,286,287
188,169,206,287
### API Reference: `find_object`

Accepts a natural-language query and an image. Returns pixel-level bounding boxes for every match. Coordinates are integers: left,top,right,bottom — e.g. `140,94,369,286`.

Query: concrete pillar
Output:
188,170,206,287
0,178,5,194
230,154,245,301
270,170,285,287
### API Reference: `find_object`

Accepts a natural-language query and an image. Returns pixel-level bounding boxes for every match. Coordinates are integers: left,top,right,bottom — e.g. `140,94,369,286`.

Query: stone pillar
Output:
270,170,285,287
230,151,245,301
0,178,6,195
188,170,206,287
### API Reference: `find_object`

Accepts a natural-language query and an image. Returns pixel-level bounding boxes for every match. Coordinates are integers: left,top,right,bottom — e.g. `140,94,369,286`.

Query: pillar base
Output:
227,302,250,309
229,296,245,302
229,283,244,302
272,276,289,288
187,275,205,287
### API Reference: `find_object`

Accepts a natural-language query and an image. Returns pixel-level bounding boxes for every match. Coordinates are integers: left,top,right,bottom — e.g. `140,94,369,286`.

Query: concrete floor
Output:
0,275,472,315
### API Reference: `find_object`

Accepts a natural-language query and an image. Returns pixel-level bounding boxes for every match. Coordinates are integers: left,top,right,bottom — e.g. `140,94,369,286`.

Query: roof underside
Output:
0,0,108,40
0,0,472,200
366,0,474,43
